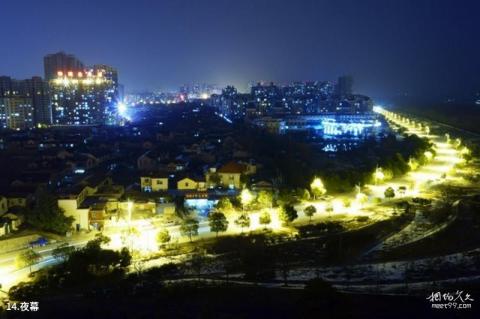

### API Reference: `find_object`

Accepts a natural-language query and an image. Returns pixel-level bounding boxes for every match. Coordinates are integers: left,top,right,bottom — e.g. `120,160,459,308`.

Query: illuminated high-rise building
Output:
0,97,34,130
44,52,121,125
24,76,52,125
92,65,121,123
49,69,118,125
93,65,118,86
43,52,85,81
0,76,51,127
251,82,281,114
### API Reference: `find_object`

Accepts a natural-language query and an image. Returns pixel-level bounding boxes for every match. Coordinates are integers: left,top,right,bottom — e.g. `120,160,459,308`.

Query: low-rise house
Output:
4,190,35,208
66,153,99,171
0,212,23,237
137,150,170,171
177,177,198,191
177,176,206,191
118,199,156,216
140,174,169,192
88,202,108,230
206,161,247,189
164,159,188,172
58,185,95,232
57,176,113,232
137,151,158,171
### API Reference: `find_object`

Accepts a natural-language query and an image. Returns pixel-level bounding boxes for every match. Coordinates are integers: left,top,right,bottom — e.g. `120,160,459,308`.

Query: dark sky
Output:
1,0,479,100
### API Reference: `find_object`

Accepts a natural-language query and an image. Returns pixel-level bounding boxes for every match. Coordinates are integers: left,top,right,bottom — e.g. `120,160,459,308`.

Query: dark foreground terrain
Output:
3,281,480,319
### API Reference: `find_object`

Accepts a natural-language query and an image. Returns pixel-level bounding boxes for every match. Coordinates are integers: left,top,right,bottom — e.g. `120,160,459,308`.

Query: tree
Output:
26,188,74,234
373,168,385,185
174,196,191,218
424,151,433,161
240,189,253,211
278,189,298,205
118,247,132,268
88,233,111,249
209,173,221,186
297,188,311,201
310,177,326,199
234,214,251,233
157,229,171,247
133,259,145,274
355,192,368,207
279,204,298,225
408,158,419,171
304,205,317,223
66,239,131,277
256,191,273,209
208,211,228,237
326,204,334,217
16,249,41,273
384,187,395,199
121,227,139,250
180,218,199,241
52,243,75,261
259,211,271,229
215,197,234,215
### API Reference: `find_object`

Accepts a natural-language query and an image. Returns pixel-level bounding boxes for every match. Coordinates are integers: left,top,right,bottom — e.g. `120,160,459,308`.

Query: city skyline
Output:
0,0,479,101
1,2,480,316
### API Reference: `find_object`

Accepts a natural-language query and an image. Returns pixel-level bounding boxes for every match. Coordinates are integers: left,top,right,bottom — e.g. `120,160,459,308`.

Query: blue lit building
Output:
252,113,382,138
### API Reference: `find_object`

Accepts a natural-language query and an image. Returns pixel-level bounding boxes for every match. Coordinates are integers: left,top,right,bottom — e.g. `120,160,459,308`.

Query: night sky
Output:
1,0,479,100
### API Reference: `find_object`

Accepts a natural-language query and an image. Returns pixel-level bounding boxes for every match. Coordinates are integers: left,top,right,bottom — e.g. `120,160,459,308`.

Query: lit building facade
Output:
44,51,85,81
50,70,118,125
210,85,250,120
140,175,169,192
23,76,52,125
44,52,121,126
212,77,371,120
0,97,34,130
0,76,50,128
252,113,381,137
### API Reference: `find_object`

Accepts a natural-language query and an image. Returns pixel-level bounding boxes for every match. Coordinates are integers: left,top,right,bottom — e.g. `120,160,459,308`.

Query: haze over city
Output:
1,0,479,100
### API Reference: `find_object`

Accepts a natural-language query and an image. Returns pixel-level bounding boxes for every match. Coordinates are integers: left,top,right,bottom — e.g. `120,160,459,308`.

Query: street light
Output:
460,147,470,155
332,199,344,213
310,177,326,199
374,168,385,185
355,192,368,207
408,158,419,171
240,189,253,211
454,138,462,148
424,151,433,161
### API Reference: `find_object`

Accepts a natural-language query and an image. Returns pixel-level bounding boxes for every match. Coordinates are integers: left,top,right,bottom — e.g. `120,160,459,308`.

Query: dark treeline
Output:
236,124,433,193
